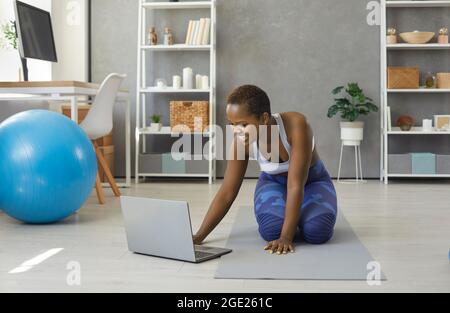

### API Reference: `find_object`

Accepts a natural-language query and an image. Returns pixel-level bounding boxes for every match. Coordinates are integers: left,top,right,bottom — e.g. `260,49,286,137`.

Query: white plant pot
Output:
149,123,162,132
340,121,364,145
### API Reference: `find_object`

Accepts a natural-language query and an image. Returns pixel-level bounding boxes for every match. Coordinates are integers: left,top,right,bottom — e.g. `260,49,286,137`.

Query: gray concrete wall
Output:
90,0,449,178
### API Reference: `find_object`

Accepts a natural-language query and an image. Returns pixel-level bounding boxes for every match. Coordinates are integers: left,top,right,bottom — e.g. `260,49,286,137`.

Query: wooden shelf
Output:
386,1,450,8
388,174,450,178
138,127,213,136
138,173,211,178
142,1,213,9
140,87,211,93
387,88,450,93
388,127,450,134
387,44,450,50
141,44,211,51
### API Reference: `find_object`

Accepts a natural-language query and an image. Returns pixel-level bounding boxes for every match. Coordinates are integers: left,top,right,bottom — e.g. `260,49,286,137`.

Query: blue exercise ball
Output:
0,110,97,224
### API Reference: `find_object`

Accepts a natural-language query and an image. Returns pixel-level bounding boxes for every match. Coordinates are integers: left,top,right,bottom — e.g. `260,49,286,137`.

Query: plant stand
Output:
337,140,364,184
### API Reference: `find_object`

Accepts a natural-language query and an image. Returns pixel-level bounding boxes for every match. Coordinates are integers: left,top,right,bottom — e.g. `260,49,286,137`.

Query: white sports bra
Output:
252,113,315,175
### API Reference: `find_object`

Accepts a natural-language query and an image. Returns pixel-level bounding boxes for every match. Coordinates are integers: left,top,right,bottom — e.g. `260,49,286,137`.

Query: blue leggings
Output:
254,160,337,244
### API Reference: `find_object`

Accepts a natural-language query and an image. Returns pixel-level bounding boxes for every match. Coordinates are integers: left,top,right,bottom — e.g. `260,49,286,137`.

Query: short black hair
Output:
227,85,271,118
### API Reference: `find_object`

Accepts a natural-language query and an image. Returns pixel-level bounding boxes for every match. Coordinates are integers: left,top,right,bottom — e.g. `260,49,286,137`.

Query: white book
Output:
185,20,194,45
202,18,211,45
387,106,392,131
188,20,194,45
197,18,206,46
191,20,199,45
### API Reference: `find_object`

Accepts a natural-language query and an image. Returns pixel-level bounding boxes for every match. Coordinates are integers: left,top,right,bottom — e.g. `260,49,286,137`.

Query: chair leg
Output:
337,142,344,182
358,145,364,181
354,145,359,182
93,142,121,197
95,171,106,204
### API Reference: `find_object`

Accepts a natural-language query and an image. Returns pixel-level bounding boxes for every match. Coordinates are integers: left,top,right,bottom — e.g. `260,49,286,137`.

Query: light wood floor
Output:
0,179,449,293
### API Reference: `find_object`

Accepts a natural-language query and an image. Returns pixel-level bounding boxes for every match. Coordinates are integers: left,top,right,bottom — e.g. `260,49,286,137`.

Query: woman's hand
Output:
264,237,295,255
193,234,204,245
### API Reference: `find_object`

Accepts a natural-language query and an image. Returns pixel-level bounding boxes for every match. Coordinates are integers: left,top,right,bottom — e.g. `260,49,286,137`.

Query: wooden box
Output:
61,105,113,146
98,145,115,182
437,73,450,89
170,101,209,133
387,67,420,89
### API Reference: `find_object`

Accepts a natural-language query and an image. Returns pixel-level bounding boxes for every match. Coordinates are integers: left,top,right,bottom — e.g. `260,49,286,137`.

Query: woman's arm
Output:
265,114,312,254
194,138,249,244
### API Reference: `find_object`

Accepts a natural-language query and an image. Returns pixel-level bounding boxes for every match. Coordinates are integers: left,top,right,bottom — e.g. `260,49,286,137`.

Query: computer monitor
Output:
14,0,57,81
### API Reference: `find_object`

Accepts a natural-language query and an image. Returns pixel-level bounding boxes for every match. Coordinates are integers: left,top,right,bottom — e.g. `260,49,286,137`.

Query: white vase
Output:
149,123,162,132
340,121,364,145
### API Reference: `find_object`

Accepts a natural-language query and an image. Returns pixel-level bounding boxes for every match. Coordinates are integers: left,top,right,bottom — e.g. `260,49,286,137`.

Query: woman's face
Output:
226,104,270,147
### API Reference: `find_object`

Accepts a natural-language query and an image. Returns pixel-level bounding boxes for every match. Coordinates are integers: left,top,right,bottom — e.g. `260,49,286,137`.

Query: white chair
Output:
80,73,126,204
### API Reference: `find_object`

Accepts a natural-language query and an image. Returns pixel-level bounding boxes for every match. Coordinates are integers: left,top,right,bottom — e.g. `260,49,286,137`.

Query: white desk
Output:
0,81,131,188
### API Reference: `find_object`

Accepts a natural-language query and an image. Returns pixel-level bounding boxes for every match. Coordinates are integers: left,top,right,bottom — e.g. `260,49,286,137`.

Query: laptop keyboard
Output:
195,251,213,259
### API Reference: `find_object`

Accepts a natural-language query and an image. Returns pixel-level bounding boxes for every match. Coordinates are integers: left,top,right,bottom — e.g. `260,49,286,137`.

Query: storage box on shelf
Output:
411,153,436,175
162,152,187,174
170,101,209,133
138,153,210,175
436,155,450,174
139,154,162,173
388,154,412,174
186,155,210,174
437,73,450,89
387,67,420,89
388,153,450,175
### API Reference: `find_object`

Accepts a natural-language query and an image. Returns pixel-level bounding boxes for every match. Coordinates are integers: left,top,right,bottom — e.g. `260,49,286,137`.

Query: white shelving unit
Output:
135,0,217,184
380,0,450,183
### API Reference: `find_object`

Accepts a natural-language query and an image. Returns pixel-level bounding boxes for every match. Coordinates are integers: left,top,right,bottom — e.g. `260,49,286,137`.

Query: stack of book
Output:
185,18,211,46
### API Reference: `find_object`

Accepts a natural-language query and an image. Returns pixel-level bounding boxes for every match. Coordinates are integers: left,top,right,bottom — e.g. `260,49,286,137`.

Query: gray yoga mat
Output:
215,206,386,280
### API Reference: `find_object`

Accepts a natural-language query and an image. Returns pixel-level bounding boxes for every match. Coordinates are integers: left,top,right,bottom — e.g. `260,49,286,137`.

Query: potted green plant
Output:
327,83,378,144
0,21,22,80
0,21,17,50
149,114,162,132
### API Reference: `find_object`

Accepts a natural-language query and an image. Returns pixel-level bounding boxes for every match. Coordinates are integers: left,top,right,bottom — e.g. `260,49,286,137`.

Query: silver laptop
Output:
120,196,232,263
